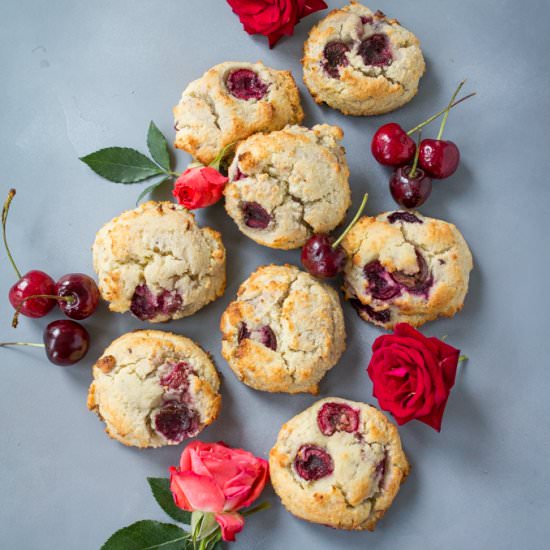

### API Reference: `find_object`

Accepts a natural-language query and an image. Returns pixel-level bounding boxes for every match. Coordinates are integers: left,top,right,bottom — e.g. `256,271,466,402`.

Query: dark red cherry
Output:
349,298,391,324
371,123,416,166
301,234,347,279
55,273,100,320
43,320,90,366
159,361,192,390
9,270,56,318
154,401,199,442
419,139,460,179
294,444,334,481
130,284,183,320
226,69,268,100
317,402,360,436
389,165,432,209
387,211,422,224
364,261,401,300
358,33,392,66
322,41,350,78
242,202,271,229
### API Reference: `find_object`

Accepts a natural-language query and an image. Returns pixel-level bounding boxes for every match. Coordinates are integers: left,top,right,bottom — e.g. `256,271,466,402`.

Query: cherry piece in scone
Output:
317,402,360,436
358,33,392,66
154,401,199,442
294,444,334,481
419,139,460,179
55,273,100,320
301,193,368,279
242,201,271,229
322,41,350,78
226,69,268,100
371,123,416,167
0,319,90,366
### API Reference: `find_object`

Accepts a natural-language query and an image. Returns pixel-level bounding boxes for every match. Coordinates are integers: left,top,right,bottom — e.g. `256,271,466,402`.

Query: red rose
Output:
367,323,460,431
227,0,327,48
172,166,228,210
170,441,269,542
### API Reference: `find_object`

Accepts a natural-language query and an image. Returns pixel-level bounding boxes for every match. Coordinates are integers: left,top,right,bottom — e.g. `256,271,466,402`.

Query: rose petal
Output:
170,471,226,513
215,512,245,542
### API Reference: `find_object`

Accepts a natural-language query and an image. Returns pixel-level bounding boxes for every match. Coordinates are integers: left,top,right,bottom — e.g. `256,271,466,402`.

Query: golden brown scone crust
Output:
87,330,221,448
341,211,473,329
269,397,410,530
224,124,351,250
173,61,304,165
92,201,226,322
220,264,346,394
302,2,425,116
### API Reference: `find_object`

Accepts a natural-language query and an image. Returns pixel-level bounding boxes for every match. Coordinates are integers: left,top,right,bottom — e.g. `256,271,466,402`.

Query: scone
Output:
341,210,473,329
224,124,351,250
220,264,346,394
269,397,409,530
87,330,221,448
302,2,425,116
92,201,226,322
173,61,304,165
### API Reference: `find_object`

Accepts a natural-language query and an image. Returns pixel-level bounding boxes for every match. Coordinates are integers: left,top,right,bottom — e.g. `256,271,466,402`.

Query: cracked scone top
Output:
220,264,346,394
173,61,304,165
302,2,425,116
92,201,226,322
269,397,409,530
224,124,351,250
87,330,221,448
341,211,473,329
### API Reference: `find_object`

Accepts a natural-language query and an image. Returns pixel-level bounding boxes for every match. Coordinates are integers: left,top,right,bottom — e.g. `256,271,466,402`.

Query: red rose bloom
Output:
172,166,228,210
227,0,327,48
367,323,460,431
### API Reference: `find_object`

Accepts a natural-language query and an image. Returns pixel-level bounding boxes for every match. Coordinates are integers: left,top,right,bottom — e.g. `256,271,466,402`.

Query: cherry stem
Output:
409,131,422,178
407,91,476,136
0,342,44,348
332,192,369,249
437,80,466,140
11,294,75,329
2,188,22,279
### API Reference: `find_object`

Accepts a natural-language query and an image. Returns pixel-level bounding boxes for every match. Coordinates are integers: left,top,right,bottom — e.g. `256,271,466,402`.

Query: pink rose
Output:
169,441,269,541
172,166,228,210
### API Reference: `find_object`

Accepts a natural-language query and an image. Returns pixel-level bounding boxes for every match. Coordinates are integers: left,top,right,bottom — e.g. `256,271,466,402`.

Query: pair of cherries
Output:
1,189,98,365
372,81,475,208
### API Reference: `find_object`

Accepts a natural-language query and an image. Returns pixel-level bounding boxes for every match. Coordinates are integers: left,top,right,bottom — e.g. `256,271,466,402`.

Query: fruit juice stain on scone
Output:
220,264,346,394
173,61,304,165
87,330,221,448
225,124,351,250
341,211,473,328
269,397,410,530
92,201,226,322
302,2,425,116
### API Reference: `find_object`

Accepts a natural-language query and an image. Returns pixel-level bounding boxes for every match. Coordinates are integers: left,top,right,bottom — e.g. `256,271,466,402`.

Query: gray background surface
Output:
1,1,549,549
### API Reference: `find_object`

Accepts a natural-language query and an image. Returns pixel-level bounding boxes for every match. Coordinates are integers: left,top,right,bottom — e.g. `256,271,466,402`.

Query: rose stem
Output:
407,91,475,136
332,192,369,249
2,188,22,279
11,294,75,328
437,80,466,140
409,131,422,178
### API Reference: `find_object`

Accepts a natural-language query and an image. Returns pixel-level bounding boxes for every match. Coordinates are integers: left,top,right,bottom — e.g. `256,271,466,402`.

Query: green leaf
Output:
147,478,192,525
147,121,172,171
80,147,165,183
136,177,171,206
101,520,190,550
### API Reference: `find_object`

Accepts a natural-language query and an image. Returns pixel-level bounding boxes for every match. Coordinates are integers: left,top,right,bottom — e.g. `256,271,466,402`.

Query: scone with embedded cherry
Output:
302,2,425,115
225,124,351,250
173,61,304,165
220,264,346,394
341,210,473,328
269,397,410,530
92,201,226,322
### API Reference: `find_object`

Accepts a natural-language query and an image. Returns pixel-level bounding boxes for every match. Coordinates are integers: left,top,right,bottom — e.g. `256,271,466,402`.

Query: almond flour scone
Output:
341,210,473,329
173,61,304,165
224,124,351,250
220,264,346,394
269,397,409,530
92,201,226,322
302,2,425,116
87,330,221,448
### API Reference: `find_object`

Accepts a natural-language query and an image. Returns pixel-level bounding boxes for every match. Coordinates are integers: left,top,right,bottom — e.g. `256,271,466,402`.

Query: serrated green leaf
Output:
136,177,171,206
80,147,165,183
147,478,192,525
147,121,172,171
101,520,190,550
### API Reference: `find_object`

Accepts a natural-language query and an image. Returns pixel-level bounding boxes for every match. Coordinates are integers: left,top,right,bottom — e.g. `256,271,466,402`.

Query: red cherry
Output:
389,166,432,209
55,273,100,320
301,234,347,279
371,123,416,166
8,270,56,318
419,139,460,179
